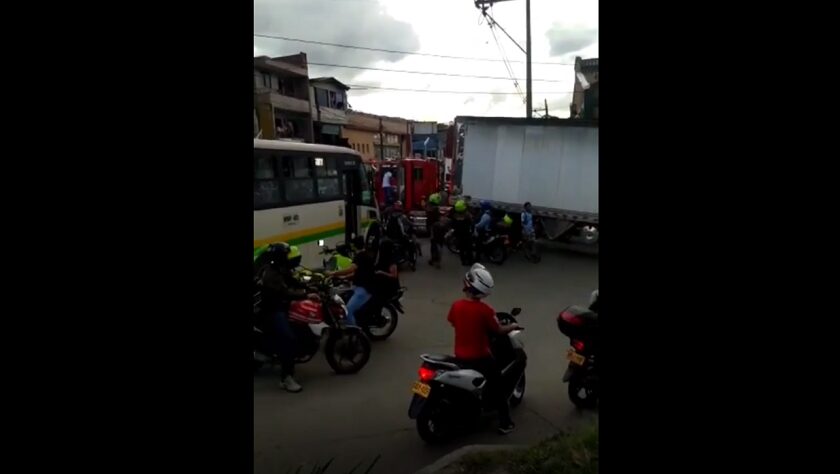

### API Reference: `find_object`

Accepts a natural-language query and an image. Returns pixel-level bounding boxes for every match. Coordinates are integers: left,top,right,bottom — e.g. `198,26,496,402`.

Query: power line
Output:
254,33,574,65
306,61,568,83
346,84,572,95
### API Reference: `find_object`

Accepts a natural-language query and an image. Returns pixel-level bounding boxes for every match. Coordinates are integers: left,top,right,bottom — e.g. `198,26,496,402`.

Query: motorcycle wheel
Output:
325,330,371,375
488,245,507,265
363,304,399,341
416,408,454,444
509,373,526,408
568,377,598,409
446,237,460,254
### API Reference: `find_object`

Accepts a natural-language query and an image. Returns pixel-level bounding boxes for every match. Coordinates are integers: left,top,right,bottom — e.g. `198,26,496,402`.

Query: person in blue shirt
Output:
520,202,540,262
474,201,494,262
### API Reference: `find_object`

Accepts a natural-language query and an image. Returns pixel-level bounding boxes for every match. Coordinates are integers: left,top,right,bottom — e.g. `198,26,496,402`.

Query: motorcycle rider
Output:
373,238,401,299
385,201,414,262
256,243,320,393
447,263,520,434
426,192,445,268
450,199,475,266
327,236,375,326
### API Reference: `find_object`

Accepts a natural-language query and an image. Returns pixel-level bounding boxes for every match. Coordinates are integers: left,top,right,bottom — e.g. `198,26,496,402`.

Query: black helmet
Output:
264,243,291,269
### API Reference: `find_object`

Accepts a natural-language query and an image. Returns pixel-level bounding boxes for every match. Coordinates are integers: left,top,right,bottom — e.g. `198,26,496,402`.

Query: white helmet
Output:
464,263,494,298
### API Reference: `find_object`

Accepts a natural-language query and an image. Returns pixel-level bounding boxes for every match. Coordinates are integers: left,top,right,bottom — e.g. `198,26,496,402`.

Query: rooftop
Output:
310,77,350,90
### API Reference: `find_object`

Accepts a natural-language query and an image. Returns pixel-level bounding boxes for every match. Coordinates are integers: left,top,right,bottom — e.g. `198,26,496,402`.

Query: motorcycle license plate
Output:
411,381,431,398
567,349,586,366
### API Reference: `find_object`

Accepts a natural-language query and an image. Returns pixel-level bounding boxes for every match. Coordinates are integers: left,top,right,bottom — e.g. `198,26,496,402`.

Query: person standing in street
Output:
426,193,444,268
450,199,475,266
520,202,540,263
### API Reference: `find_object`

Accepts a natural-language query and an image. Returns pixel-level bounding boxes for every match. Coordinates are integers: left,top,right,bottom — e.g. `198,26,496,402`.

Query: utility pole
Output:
525,0,532,118
378,116,385,162
475,0,532,118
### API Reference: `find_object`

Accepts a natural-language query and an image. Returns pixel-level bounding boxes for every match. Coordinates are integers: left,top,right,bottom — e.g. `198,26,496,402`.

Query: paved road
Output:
254,240,599,473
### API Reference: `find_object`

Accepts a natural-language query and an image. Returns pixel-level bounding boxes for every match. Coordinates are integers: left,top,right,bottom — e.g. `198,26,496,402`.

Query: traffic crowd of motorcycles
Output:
252,218,598,444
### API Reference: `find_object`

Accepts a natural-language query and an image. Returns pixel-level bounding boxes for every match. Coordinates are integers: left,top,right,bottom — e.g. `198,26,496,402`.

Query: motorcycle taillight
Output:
572,340,585,352
418,366,437,382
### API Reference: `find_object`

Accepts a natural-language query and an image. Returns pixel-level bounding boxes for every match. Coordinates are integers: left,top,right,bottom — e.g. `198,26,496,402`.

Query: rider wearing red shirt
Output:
446,264,520,434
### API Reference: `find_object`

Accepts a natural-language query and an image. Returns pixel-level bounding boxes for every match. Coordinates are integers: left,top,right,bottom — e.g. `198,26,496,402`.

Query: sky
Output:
254,0,598,123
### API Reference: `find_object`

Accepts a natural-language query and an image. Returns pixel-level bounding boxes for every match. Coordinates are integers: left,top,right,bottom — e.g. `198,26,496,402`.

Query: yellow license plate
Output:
567,349,586,366
411,381,431,398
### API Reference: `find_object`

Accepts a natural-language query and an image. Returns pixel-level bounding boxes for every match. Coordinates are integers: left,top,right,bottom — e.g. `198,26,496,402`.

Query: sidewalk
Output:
414,444,525,474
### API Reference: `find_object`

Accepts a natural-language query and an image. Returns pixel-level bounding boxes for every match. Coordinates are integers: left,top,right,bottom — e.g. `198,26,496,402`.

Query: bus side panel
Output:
254,201,347,269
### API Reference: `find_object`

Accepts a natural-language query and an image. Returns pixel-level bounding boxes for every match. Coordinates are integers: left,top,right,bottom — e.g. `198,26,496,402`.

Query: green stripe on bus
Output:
285,221,373,246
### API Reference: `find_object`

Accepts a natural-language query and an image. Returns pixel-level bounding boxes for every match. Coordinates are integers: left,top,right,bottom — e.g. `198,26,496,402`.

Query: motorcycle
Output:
477,231,509,265
407,308,527,444
556,290,599,409
445,228,460,255
337,285,406,341
253,275,372,375
319,243,355,272
393,236,421,271
295,266,406,341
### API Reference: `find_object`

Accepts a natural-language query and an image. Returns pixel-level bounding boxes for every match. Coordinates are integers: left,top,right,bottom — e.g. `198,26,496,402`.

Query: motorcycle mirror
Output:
511,307,522,316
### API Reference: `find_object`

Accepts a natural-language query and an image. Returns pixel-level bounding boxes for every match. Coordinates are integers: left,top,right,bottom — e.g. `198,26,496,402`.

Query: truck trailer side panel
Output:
461,120,598,215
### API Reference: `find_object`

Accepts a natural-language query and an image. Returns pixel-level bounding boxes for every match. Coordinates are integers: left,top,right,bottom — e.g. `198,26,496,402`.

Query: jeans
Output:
271,310,296,377
345,286,372,326
384,187,396,206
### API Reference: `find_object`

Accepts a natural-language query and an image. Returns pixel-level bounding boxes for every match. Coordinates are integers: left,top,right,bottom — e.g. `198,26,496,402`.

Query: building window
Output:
328,90,346,109
262,72,271,88
315,88,329,107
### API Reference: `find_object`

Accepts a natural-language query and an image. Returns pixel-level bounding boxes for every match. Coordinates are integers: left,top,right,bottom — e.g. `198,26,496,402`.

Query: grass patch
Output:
447,424,598,474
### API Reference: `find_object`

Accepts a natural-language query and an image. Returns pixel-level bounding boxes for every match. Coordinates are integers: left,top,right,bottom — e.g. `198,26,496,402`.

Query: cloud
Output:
254,0,421,81
545,24,597,57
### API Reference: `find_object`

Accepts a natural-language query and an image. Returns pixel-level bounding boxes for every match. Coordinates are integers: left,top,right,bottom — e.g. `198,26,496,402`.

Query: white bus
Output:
254,139,379,268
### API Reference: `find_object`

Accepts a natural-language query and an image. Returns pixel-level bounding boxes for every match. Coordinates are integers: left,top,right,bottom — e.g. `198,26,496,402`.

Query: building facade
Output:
343,111,410,162
571,56,599,120
310,77,350,147
253,53,314,142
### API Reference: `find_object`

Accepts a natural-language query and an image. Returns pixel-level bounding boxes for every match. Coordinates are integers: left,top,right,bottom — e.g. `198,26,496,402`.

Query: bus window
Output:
254,153,281,209
360,163,375,207
315,156,342,200
282,155,315,203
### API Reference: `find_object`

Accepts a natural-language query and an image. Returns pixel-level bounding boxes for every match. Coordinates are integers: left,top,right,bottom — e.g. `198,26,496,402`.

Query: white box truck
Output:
454,116,599,244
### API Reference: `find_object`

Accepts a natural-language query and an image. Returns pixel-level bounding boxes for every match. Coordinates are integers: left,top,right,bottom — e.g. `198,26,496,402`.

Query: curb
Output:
414,444,526,474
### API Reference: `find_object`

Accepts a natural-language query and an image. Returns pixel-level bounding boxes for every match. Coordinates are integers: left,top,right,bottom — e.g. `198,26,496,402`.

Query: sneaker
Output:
497,421,515,435
281,375,302,393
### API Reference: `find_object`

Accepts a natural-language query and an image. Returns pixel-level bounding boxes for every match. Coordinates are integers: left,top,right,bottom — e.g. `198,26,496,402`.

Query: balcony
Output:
255,90,310,115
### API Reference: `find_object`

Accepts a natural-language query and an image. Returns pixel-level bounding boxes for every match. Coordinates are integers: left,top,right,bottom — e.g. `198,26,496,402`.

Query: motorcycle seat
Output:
420,353,462,370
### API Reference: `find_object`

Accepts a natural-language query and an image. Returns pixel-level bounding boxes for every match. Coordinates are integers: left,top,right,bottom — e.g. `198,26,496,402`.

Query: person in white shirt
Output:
382,170,396,206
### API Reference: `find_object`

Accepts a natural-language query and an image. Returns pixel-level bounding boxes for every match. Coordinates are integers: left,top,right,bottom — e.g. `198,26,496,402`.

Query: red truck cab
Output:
373,158,442,233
